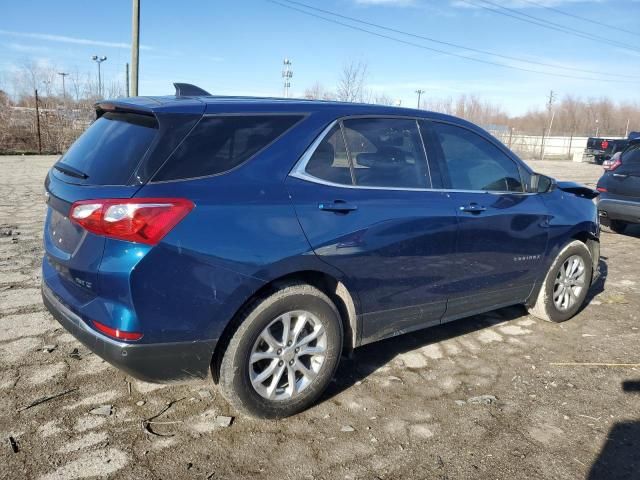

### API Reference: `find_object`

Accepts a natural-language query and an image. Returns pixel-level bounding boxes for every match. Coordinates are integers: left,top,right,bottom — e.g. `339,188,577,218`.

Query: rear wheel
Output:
528,240,593,323
218,283,342,418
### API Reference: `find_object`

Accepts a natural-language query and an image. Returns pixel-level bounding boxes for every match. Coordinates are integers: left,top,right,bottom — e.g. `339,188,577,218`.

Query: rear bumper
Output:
598,198,640,225
42,281,216,383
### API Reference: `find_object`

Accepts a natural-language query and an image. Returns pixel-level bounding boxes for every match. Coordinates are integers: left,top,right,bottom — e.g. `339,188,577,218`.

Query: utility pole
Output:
282,58,293,98
34,89,42,154
91,55,107,98
131,0,140,96
126,63,130,97
415,89,425,109
546,90,556,116
541,90,556,160
57,72,69,100
625,118,630,137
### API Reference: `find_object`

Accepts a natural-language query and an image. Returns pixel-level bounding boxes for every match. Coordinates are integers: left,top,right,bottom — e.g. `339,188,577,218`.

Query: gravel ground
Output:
1,155,638,480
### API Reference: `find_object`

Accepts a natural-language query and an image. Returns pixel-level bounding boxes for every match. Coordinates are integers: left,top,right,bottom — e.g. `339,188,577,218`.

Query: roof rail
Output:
173,83,211,97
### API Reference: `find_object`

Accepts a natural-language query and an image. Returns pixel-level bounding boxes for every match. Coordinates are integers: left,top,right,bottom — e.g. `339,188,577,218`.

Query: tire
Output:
218,283,343,418
608,220,628,234
528,240,593,323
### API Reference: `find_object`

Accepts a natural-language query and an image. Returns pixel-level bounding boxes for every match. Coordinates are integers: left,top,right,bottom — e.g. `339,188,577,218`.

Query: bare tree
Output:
304,82,334,100
69,68,83,102
371,92,395,106
336,61,369,103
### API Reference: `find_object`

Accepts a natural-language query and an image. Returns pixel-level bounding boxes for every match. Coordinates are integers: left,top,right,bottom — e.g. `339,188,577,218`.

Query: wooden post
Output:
34,89,42,154
568,132,573,160
508,127,514,148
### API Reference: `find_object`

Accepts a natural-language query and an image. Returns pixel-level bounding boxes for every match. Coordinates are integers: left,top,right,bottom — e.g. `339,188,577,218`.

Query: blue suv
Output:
42,84,600,418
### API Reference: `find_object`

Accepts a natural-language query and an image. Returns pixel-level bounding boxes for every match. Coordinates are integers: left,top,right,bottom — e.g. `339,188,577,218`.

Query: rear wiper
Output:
53,163,89,179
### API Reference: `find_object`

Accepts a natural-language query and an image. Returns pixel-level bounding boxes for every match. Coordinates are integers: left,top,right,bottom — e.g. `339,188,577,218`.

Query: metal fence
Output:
0,105,93,154
487,129,624,161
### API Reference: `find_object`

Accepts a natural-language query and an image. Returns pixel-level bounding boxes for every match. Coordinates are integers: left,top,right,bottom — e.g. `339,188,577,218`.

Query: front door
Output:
287,117,458,344
424,120,549,321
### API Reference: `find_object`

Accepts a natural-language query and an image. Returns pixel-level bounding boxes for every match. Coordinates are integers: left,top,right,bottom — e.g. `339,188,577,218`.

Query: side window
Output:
304,124,352,185
154,115,302,181
433,122,523,192
342,118,430,188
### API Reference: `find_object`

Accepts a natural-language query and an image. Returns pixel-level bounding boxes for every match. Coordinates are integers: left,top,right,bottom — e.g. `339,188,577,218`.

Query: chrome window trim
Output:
289,115,537,195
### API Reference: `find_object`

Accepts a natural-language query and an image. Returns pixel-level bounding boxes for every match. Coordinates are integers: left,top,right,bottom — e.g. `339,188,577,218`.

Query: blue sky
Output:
1,0,639,114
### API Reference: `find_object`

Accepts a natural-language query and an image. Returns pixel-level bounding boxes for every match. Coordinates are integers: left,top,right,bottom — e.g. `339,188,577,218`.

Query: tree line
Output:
306,61,639,138
1,60,638,154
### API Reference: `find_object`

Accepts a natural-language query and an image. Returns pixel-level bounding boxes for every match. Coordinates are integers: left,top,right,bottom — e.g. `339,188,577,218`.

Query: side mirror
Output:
530,173,555,193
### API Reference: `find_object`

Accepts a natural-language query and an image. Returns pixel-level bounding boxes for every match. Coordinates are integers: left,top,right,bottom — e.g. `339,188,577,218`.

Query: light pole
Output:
415,89,425,109
57,72,69,100
42,80,52,97
282,58,293,98
91,55,107,98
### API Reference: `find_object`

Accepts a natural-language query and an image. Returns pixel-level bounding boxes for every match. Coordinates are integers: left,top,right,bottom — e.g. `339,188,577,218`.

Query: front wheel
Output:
528,240,593,323
218,283,343,418
607,219,628,234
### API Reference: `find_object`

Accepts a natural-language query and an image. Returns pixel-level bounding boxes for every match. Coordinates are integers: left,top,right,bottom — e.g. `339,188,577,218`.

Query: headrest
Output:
357,149,406,168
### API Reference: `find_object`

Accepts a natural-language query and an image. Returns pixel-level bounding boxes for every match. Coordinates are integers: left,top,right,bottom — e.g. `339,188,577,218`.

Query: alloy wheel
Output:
553,254,586,311
249,310,327,401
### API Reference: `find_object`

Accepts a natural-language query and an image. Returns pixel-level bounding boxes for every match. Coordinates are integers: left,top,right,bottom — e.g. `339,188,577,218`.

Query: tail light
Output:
607,157,622,171
92,320,143,341
596,187,607,192
70,198,194,245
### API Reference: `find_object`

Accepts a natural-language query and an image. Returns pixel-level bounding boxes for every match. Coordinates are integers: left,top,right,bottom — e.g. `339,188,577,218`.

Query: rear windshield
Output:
152,115,302,181
56,112,157,185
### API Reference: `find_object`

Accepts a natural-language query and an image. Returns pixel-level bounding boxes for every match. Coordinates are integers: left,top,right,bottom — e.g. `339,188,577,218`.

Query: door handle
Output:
318,200,358,213
459,203,487,214
612,173,628,178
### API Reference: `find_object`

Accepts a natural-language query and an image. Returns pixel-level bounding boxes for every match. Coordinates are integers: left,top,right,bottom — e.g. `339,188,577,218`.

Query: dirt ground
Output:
1,155,638,480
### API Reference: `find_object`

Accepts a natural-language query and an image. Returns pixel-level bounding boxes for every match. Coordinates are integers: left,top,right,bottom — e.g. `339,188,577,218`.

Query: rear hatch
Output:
44,108,161,306
586,137,603,153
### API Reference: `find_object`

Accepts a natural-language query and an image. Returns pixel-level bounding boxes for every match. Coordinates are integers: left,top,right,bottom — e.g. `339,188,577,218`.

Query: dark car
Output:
583,137,629,165
597,142,640,233
42,84,600,418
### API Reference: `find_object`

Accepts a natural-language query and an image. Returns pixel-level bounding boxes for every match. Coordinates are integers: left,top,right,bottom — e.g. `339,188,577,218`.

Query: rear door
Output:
43,111,159,305
424,120,549,321
287,117,458,345
606,144,640,200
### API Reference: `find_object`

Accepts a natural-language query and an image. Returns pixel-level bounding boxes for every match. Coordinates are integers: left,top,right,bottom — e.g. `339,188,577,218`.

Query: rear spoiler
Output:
556,181,599,200
95,100,156,118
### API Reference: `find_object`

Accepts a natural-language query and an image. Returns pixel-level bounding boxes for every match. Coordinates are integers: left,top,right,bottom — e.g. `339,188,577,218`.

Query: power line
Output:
278,0,640,79
268,0,639,84
515,0,640,39
464,0,640,53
